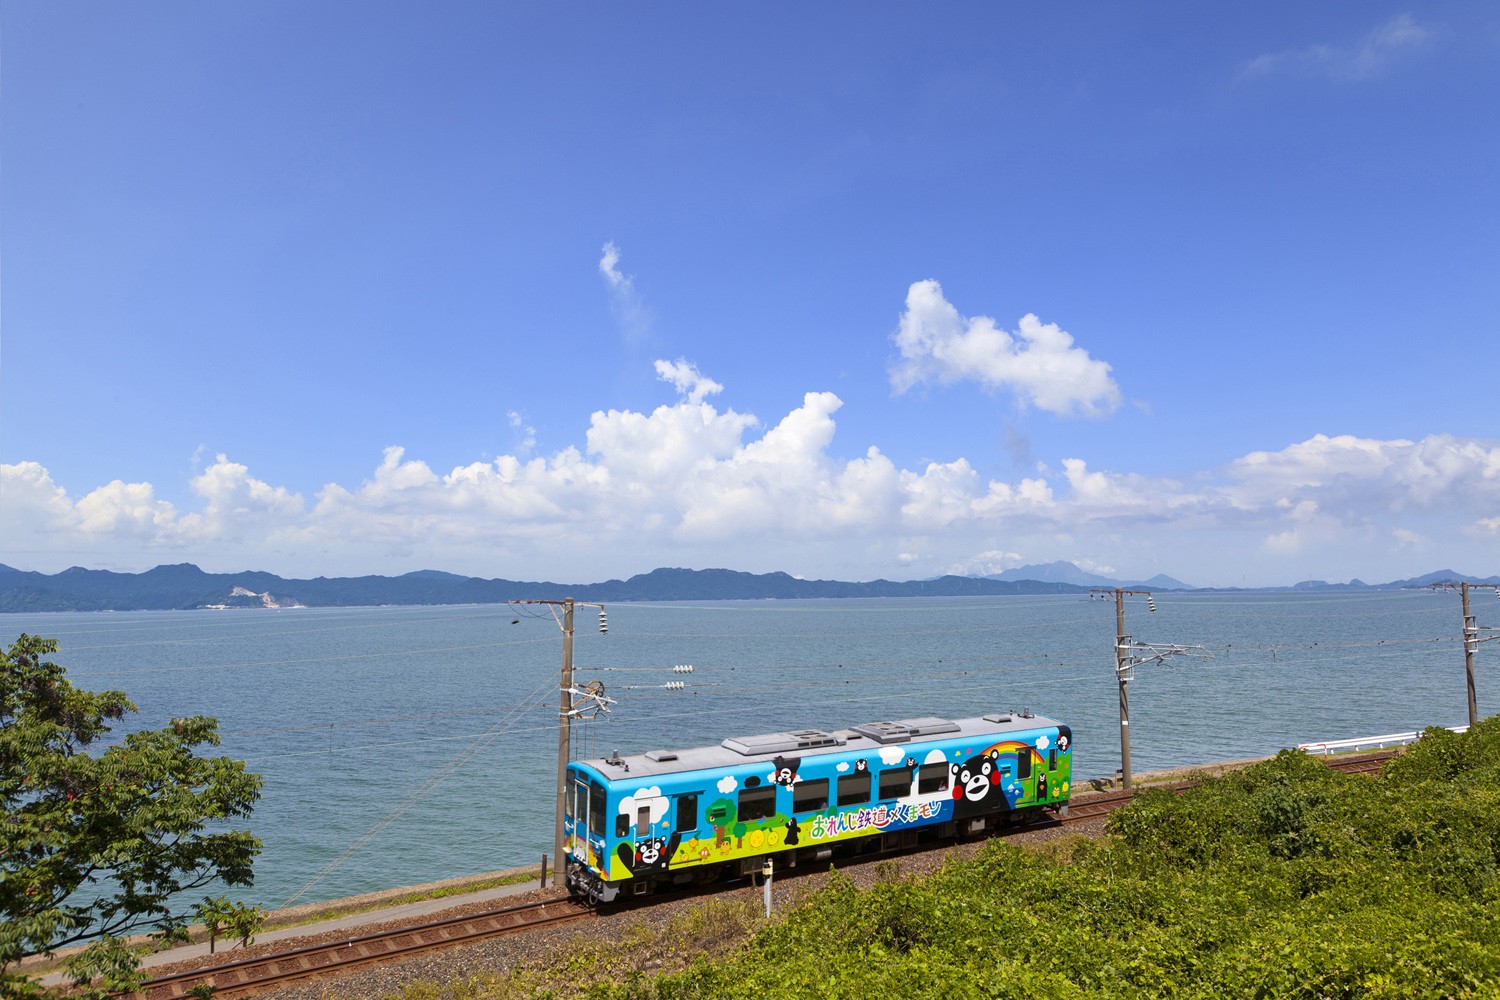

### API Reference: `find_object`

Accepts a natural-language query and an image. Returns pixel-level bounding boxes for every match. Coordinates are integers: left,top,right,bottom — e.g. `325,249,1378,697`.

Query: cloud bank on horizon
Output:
6,270,1499,589
7,397,1497,588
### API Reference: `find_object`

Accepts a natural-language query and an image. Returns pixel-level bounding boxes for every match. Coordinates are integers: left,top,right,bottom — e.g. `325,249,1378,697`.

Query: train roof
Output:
575,711,1066,782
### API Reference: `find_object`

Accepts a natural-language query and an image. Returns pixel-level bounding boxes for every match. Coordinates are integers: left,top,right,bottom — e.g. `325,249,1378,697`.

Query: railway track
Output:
134,897,591,999
131,748,1401,998
1325,747,1398,775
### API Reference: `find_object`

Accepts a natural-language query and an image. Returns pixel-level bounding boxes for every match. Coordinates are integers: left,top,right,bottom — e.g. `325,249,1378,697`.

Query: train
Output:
562,709,1072,903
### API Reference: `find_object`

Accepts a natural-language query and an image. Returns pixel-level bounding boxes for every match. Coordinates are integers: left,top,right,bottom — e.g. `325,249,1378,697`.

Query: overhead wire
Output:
278,673,557,908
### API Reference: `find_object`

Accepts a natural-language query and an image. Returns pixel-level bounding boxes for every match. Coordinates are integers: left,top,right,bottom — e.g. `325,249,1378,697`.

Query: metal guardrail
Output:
1298,725,1469,755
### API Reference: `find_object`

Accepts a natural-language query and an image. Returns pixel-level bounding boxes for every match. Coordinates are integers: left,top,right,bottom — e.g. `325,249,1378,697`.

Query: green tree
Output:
193,895,265,954
1,634,263,998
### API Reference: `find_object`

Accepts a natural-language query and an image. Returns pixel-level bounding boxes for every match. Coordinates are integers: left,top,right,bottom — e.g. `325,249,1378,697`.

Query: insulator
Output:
663,681,685,691
598,611,608,634
672,664,694,673
1147,596,1158,613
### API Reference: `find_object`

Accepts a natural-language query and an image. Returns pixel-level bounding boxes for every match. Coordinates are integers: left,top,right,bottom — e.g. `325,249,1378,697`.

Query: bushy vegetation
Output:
2,635,261,998
551,718,1500,999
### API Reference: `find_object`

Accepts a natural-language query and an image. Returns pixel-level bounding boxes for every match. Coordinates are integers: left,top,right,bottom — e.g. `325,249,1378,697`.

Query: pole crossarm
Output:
1114,640,1211,681
512,598,607,631
1091,587,1154,600
563,681,618,718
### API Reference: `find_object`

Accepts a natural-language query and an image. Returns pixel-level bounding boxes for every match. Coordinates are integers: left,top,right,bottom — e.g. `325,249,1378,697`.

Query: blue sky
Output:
3,2,1497,588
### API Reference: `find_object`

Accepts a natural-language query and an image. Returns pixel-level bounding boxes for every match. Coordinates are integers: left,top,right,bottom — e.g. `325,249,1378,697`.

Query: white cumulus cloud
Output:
75,480,180,537
654,359,724,404
1227,434,1500,516
889,279,1122,417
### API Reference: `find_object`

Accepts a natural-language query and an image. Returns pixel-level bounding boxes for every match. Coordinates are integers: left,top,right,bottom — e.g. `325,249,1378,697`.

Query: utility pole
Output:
1430,581,1500,726
1091,588,1204,790
557,597,574,889
513,597,609,888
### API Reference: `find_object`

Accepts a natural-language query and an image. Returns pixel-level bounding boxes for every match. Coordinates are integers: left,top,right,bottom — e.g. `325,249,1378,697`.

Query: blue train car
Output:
563,711,1072,903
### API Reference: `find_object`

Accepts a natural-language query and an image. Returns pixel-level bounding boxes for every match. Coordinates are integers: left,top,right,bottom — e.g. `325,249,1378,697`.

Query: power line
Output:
278,674,557,908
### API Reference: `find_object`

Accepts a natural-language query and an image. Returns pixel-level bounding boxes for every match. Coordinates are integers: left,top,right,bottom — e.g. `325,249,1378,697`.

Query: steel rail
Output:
134,896,591,999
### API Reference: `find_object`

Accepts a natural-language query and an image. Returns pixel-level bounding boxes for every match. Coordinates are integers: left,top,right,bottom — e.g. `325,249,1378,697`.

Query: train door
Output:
631,791,670,838
569,775,590,861
675,792,700,836
568,775,608,862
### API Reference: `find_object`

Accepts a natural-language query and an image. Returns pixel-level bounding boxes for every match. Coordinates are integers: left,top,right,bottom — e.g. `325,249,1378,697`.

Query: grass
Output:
263,868,546,933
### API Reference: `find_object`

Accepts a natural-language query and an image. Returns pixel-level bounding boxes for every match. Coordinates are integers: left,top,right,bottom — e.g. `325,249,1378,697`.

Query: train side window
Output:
739,785,776,822
879,767,912,800
588,782,607,837
677,793,699,831
636,806,651,836
1016,751,1031,780
615,815,629,837
837,771,871,806
1049,749,1057,771
917,762,949,795
793,778,828,813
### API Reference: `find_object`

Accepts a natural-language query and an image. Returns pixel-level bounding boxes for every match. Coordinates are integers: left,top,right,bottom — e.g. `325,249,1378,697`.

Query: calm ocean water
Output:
8,590,1490,909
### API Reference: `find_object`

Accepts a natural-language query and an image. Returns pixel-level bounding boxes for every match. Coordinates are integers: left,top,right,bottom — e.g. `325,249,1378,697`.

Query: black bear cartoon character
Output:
1056,725,1072,753
771,755,800,788
784,816,801,847
950,749,1004,818
1035,771,1049,801
617,831,682,876
854,758,868,773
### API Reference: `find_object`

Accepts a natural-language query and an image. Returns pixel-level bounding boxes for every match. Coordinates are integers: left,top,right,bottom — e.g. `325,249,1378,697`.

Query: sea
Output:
8,589,1491,911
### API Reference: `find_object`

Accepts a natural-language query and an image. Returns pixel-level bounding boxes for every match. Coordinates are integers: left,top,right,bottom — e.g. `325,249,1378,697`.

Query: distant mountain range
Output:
0,561,1494,613
986,560,1191,590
